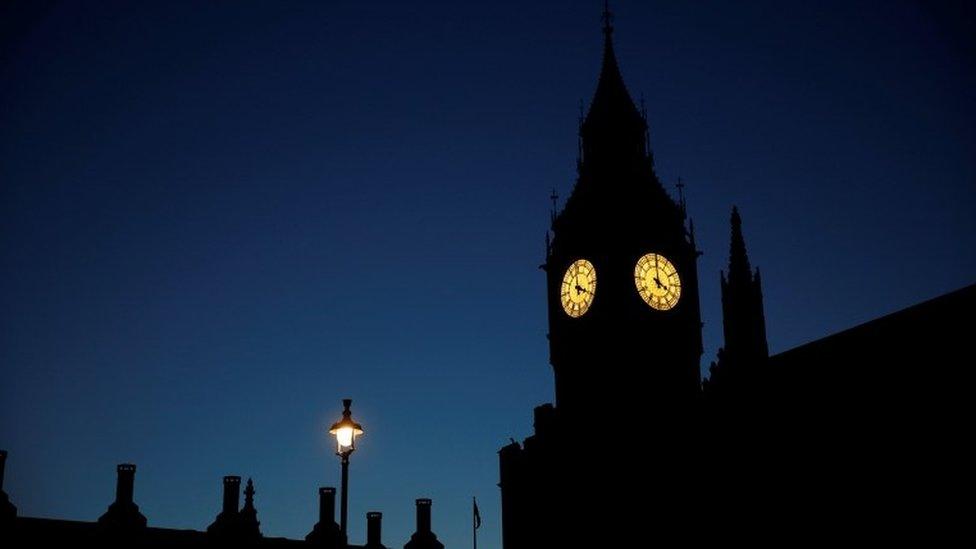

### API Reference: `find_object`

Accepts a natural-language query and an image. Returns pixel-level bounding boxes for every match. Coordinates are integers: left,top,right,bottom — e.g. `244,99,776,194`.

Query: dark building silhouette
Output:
0,458,423,548
498,4,973,547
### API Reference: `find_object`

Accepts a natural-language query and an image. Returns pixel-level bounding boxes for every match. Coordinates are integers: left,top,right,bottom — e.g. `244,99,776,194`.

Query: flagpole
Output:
472,496,479,549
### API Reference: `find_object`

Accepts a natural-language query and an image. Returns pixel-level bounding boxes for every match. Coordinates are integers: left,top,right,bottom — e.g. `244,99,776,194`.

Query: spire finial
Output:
602,1,614,37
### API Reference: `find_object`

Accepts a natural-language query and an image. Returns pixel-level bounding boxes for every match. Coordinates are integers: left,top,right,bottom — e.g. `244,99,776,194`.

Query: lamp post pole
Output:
340,451,350,539
329,398,363,544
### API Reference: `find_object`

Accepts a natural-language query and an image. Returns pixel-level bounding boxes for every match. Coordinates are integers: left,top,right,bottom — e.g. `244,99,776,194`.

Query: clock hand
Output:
575,284,587,294
654,275,667,290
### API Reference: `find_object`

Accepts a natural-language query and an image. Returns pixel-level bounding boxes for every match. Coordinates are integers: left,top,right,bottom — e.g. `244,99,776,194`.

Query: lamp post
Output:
329,398,364,540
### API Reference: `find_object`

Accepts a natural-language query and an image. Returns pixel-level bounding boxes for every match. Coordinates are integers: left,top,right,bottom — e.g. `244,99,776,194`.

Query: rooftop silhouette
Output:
0,457,442,548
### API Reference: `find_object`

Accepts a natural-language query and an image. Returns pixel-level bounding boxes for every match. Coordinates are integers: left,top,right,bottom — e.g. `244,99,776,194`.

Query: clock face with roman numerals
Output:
561,259,597,317
634,253,681,311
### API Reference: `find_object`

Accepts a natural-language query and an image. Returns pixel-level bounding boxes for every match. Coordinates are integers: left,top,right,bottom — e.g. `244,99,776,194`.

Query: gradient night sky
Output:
1,1,974,547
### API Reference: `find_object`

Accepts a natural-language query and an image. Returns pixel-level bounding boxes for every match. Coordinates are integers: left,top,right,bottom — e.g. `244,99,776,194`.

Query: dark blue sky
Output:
1,1,973,547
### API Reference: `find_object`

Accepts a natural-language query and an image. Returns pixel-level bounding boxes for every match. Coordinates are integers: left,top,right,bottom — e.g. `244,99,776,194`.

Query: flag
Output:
473,497,481,530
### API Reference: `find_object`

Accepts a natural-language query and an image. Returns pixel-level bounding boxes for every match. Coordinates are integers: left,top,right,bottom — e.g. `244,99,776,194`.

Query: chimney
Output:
222,476,241,514
404,498,442,549
366,511,382,546
0,450,6,492
98,462,146,530
318,487,336,525
415,498,432,534
305,486,342,544
115,464,136,505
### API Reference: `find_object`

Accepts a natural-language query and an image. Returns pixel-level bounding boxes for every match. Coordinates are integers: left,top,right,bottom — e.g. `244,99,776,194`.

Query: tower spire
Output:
580,2,648,167
728,206,752,284
710,206,769,394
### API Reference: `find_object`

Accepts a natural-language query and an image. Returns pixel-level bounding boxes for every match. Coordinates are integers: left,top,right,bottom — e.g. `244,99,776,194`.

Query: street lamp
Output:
329,398,364,540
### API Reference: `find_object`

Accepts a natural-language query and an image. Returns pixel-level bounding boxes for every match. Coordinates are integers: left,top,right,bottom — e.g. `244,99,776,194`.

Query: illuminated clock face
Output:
561,259,597,317
634,253,681,311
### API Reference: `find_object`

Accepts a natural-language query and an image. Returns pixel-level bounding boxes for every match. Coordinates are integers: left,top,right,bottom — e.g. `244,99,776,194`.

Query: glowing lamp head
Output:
335,426,355,448
329,399,364,456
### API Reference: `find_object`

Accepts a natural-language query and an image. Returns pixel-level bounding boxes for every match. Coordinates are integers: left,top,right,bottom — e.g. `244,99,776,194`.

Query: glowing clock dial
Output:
634,253,681,311
560,259,597,317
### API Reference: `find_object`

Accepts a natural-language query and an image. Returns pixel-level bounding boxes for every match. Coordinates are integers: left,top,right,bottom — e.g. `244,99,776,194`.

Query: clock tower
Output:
499,8,707,548
545,6,703,422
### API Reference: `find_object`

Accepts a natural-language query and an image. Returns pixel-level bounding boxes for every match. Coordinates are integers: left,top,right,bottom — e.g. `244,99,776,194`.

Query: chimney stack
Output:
366,511,382,546
115,464,136,505
305,486,342,545
416,498,432,533
207,474,246,538
97,462,146,530
223,476,241,515
319,487,336,525
404,498,443,549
